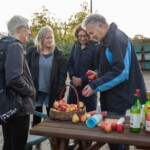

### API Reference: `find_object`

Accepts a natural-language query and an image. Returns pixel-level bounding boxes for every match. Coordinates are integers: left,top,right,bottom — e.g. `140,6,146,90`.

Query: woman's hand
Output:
72,76,82,87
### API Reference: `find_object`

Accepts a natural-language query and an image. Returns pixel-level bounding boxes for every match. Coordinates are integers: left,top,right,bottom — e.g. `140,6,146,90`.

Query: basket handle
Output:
59,84,80,111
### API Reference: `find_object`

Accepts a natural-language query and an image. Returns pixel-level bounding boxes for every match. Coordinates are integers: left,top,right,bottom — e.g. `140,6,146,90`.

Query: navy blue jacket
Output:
67,40,99,112
89,23,147,112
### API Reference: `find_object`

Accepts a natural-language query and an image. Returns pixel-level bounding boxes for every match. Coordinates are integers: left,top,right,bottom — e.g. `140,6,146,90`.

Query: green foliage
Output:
30,2,89,41
30,1,90,57
57,42,73,58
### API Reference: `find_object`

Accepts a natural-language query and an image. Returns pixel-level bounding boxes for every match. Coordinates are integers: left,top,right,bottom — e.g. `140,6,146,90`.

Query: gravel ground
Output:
0,71,149,150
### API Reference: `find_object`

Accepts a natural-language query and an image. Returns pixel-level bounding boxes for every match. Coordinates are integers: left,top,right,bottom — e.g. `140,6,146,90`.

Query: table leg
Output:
59,138,69,150
51,137,60,150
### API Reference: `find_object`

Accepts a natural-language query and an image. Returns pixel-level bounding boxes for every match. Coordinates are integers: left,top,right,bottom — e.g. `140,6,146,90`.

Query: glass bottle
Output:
135,89,144,127
144,91,150,116
130,94,141,133
145,106,150,134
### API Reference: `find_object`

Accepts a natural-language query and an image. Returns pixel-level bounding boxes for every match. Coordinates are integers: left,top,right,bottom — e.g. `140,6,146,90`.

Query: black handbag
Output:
0,87,23,124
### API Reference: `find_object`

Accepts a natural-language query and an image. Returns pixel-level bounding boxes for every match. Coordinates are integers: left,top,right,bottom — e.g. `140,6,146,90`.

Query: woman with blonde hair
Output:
26,26,67,126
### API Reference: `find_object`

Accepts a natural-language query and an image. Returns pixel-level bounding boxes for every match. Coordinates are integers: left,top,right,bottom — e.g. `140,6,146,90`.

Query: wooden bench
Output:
25,111,51,150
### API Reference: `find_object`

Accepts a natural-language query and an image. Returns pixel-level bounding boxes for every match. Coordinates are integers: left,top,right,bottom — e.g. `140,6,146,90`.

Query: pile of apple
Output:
72,111,107,124
72,112,91,123
101,117,125,133
52,99,85,112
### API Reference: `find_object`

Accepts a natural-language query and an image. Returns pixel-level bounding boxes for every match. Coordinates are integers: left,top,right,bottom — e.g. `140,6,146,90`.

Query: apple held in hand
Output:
117,124,125,132
53,101,60,109
88,74,96,81
86,70,93,76
86,70,96,81
82,89,87,95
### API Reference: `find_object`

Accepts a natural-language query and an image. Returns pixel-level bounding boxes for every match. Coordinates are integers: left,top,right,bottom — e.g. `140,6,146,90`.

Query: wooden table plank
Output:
30,118,150,148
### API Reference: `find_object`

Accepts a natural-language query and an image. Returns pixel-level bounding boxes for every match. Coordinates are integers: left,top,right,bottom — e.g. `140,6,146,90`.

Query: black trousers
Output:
2,115,30,150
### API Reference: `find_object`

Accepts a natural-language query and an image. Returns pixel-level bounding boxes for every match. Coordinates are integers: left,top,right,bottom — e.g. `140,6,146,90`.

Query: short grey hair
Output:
35,26,55,53
82,13,107,29
7,15,29,35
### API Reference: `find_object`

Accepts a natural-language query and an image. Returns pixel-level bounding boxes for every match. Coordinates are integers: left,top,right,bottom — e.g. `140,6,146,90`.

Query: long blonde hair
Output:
34,26,55,53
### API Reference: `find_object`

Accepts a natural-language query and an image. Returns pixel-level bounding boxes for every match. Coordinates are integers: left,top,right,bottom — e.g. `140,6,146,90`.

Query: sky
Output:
0,0,150,38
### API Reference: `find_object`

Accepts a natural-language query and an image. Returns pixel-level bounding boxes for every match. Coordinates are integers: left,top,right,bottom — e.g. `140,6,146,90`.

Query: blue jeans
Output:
107,111,126,150
35,93,49,107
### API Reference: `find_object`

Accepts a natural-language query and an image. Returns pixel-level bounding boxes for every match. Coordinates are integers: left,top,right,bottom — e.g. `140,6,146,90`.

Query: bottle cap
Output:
136,89,140,97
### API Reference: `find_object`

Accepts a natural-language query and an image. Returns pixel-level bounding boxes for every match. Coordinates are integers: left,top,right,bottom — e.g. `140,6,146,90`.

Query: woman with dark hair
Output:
67,24,98,112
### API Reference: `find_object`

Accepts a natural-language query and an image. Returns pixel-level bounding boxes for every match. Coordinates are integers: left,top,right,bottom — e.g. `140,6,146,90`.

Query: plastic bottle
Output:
86,114,103,128
117,117,125,124
130,94,141,133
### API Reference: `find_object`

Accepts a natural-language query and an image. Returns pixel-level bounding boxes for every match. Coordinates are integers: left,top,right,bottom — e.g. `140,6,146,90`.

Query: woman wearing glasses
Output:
67,24,98,112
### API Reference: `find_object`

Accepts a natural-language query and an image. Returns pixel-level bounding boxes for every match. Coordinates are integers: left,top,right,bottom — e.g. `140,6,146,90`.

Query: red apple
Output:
59,99,66,106
82,89,87,95
80,114,87,122
101,121,108,130
53,101,60,109
103,124,112,133
111,122,117,131
86,70,93,76
88,74,96,80
117,124,125,132
100,111,107,117
59,105,67,111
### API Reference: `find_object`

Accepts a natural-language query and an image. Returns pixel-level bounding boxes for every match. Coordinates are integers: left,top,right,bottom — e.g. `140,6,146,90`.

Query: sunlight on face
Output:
43,31,53,48
18,26,31,43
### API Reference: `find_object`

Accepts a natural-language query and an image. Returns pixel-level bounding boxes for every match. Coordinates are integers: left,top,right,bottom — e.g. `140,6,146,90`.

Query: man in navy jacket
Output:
82,13,146,150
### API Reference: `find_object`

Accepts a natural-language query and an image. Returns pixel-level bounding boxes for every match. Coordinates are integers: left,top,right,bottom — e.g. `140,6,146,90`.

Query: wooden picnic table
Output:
30,116,150,150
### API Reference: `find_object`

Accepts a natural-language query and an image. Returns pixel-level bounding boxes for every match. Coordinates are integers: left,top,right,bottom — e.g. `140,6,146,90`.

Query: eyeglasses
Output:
78,34,88,38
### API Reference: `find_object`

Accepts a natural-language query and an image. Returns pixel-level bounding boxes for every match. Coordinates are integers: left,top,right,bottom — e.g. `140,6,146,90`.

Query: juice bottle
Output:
145,106,150,134
130,94,141,133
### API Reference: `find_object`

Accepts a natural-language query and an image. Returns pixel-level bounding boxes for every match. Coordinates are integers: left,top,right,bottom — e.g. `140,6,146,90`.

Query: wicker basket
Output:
49,84,85,121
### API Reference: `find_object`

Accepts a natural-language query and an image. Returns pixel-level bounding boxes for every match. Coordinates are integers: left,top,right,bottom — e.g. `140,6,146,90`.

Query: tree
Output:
30,1,90,57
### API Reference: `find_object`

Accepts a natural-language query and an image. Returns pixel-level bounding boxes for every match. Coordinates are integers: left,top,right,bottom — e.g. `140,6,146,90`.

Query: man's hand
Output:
86,70,97,80
82,85,94,97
